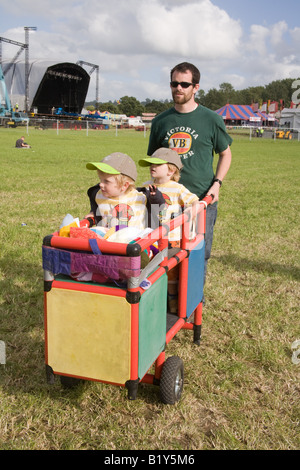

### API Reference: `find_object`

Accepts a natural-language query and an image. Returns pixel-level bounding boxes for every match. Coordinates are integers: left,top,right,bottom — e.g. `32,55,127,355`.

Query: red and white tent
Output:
215,104,275,124
215,104,261,122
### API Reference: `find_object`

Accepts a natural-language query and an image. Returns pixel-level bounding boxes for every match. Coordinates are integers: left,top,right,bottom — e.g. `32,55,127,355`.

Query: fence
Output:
226,125,300,141
1,116,299,141
0,116,149,137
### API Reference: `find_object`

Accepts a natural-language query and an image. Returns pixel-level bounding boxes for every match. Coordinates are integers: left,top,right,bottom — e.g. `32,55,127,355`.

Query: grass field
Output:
0,127,299,450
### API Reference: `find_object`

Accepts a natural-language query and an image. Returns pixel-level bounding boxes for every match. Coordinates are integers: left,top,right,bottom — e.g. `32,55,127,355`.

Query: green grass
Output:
0,127,299,450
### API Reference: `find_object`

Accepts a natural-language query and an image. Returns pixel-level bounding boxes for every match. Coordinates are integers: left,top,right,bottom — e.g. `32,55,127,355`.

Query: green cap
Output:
139,147,183,170
86,152,137,181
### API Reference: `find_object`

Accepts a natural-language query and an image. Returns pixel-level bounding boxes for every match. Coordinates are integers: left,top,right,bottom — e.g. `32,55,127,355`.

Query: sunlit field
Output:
0,126,299,450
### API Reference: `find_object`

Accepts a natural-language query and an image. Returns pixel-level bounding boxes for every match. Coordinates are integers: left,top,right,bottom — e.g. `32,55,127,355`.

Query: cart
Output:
42,196,212,404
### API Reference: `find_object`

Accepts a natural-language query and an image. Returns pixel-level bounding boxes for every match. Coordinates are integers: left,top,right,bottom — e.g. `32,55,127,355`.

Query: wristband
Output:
213,178,222,186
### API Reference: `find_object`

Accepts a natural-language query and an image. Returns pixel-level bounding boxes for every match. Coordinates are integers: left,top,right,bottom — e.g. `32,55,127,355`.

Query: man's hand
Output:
207,181,221,202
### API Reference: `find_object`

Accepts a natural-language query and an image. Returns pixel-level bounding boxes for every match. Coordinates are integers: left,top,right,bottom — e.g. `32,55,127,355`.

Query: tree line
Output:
85,78,299,116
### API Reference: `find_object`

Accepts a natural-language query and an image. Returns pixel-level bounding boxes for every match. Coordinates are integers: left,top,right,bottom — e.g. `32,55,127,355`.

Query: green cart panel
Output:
138,274,168,379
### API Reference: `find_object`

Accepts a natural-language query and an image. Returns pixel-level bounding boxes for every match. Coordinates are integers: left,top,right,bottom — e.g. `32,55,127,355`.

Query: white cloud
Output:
137,0,242,59
270,21,288,46
290,26,300,43
248,24,270,56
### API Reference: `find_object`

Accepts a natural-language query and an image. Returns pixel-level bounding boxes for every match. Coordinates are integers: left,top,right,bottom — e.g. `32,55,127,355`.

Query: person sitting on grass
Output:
15,136,31,148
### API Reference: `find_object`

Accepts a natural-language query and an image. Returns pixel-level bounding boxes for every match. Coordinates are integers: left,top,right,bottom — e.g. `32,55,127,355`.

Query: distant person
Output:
15,136,31,148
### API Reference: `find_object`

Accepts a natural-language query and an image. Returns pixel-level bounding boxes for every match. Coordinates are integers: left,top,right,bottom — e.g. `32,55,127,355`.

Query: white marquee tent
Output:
280,108,300,130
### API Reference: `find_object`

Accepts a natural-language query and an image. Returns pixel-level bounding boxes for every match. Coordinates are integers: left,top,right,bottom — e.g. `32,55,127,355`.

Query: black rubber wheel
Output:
59,375,82,388
160,356,184,404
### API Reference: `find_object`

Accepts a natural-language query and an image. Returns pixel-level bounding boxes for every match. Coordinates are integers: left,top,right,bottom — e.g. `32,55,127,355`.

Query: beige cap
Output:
86,152,137,181
139,147,183,170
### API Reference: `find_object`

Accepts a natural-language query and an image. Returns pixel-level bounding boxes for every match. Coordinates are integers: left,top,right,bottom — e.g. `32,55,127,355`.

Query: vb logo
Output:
169,132,192,154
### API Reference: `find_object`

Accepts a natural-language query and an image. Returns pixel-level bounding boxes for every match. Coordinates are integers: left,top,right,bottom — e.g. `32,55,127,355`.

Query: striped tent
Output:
215,104,261,123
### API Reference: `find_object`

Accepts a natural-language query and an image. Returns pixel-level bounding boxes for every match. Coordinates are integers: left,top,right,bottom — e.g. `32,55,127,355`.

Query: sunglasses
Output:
170,81,195,89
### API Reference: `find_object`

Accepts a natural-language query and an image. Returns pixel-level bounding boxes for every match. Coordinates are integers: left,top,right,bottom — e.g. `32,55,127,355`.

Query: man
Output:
15,136,31,148
148,62,232,282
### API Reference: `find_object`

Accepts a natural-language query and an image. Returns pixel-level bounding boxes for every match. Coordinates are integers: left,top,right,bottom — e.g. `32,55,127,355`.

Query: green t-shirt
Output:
147,105,233,199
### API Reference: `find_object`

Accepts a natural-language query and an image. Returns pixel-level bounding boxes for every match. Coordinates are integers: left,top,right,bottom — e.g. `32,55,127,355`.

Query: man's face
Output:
170,70,199,105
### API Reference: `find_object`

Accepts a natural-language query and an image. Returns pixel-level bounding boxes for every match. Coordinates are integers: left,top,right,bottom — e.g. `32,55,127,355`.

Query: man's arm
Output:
207,146,232,202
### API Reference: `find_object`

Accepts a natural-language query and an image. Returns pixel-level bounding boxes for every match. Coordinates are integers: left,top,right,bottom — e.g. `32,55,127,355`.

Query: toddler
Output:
86,152,148,230
139,147,199,242
139,148,199,312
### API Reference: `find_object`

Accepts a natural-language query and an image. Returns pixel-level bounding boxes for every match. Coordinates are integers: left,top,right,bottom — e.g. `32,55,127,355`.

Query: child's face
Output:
99,173,125,198
150,163,174,183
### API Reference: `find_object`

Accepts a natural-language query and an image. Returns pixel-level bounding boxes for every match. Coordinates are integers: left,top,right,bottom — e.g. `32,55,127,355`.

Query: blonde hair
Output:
97,170,135,193
168,163,180,182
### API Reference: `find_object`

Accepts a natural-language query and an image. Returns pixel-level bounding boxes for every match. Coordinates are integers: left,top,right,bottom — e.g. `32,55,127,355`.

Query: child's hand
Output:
148,184,157,196
146,185,165,206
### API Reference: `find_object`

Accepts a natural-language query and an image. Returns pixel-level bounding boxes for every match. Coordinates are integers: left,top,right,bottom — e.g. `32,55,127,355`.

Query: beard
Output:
172,88,194,105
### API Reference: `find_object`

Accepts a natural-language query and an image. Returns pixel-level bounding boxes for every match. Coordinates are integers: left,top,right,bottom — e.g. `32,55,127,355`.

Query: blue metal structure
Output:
0,64,29,126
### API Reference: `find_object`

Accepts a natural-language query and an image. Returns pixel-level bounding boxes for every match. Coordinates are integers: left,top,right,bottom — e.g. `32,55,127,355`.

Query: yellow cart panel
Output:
46,287,131,384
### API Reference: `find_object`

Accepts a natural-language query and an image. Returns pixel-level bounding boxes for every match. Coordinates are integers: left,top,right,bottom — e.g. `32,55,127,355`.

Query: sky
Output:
0,0,300,103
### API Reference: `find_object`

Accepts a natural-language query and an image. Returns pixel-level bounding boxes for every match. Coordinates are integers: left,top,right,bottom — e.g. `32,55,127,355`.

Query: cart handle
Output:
201,194,214,206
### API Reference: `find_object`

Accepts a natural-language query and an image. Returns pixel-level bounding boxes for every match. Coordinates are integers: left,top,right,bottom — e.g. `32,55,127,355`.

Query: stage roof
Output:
1,60,90,113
